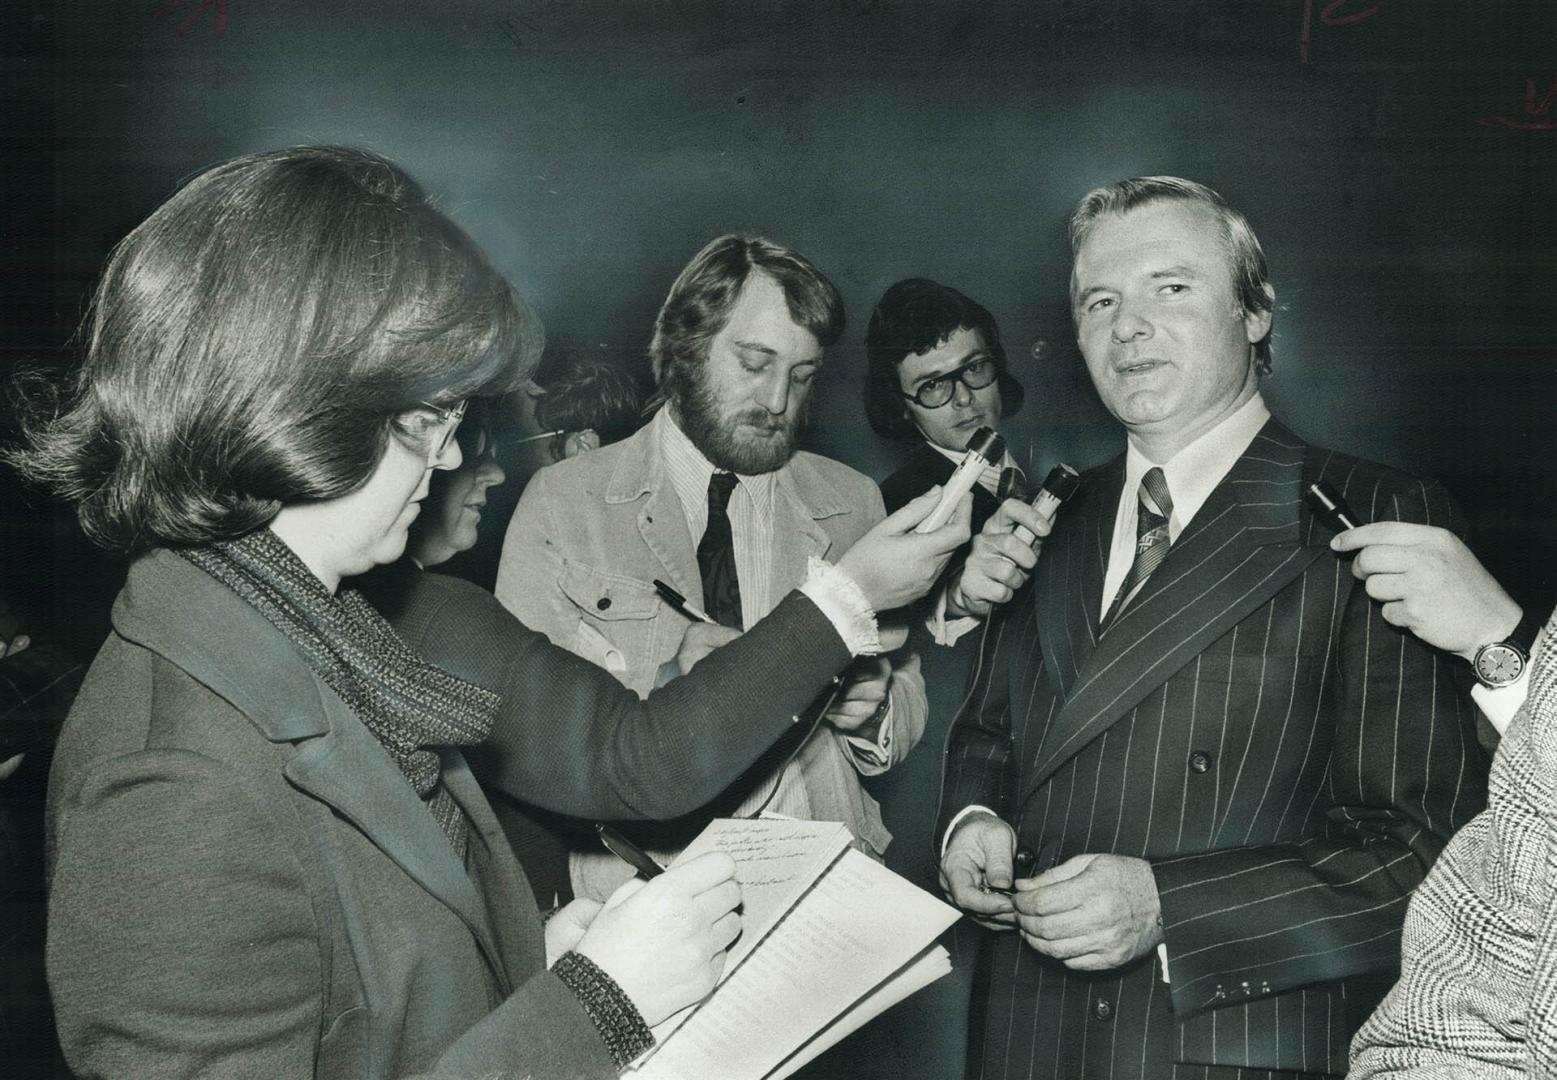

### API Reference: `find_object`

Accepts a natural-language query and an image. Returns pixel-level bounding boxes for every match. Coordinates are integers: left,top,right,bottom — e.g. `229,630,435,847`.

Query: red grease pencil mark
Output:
155,0,228,39
1479,79,1557,130
1300,0,1383,64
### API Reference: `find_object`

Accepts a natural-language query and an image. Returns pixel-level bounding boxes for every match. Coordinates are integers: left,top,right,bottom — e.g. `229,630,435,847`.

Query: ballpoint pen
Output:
652,578,717,625
595,823,666,880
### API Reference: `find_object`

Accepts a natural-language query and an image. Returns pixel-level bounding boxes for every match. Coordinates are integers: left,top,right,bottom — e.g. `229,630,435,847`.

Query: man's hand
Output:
823,655,892,736
674,622,742,675
1013,854,1162,971
838,486,972,612
939,812,1019,930
945,498,1051,619
1331,522,1521,660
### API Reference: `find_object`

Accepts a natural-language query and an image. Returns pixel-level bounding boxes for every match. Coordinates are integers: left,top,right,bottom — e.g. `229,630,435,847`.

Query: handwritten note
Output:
672,817,851,970
629,842,959,1080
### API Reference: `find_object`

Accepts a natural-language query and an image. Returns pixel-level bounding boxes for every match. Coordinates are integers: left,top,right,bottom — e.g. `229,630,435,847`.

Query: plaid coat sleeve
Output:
1349,609,1557,1078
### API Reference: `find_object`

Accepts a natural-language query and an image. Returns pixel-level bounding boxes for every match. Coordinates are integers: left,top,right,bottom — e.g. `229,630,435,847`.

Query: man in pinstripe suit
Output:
937,177,1488,1079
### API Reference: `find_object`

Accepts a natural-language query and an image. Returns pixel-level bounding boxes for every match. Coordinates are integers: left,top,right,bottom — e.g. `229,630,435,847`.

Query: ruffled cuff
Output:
799,556,882,655
551,950,654,1068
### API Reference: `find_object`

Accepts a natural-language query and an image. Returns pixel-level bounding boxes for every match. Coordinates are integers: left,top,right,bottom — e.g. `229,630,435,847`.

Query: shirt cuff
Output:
1470,665,1532,736
927,582,981,646
801,556,882,655
941,804,1001,858
1157,943,1171,984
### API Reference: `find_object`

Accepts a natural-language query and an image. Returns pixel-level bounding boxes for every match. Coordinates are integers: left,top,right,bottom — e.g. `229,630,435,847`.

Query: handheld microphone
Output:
915,426,1005,533
1011,463,1081,546
1305,480,1363,532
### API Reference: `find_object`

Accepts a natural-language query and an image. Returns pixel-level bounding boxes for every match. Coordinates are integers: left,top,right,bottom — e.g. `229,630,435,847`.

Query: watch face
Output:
1476,643,1525,687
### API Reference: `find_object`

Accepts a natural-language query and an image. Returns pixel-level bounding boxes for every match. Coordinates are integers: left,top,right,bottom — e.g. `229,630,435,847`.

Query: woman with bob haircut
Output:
13,146,966,1079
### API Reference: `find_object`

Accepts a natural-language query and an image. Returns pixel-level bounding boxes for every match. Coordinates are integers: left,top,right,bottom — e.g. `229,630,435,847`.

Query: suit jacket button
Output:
1189,750,1212,774
596,597,612,610
1094,998,1113,1021
1014,847,1037,874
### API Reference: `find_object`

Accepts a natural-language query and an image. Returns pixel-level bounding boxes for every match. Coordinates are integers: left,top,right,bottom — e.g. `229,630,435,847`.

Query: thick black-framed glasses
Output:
899,356,998,409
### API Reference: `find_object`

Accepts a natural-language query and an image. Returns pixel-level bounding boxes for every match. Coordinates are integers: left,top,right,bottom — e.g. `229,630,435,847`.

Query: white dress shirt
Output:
1100,394,1270,620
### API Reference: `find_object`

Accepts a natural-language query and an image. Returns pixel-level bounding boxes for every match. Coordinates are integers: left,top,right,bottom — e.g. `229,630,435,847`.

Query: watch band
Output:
1507,605,1543,657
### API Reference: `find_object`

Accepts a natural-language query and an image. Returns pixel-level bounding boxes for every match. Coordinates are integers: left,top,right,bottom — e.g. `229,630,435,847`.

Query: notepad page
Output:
634,816,853,1055
674,816,852,971
766,944,952,1080
630,849,959,1080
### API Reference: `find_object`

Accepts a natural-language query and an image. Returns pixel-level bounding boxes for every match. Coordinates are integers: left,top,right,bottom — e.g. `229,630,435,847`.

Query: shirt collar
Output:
1123,393,1270,535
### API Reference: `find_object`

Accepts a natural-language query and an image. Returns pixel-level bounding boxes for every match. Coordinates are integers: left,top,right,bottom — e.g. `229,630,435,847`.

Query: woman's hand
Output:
545,898,604,967
573,851,743,1027
838,486,972,612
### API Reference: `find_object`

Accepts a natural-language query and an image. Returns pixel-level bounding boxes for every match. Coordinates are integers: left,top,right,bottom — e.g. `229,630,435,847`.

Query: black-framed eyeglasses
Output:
403,398,467,459
899,356,998,409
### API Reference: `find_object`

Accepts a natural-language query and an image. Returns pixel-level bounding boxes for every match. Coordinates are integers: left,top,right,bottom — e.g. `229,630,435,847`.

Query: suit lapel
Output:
770,458,845,594
114,551,506,973
605,422,702,602
1034,456,1120,703
1022,421,1328,799
637,485,702,603
284,689,503,969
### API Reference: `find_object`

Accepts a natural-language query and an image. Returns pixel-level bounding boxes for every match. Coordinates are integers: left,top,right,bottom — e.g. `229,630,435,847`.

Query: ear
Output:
1242,284,1275,344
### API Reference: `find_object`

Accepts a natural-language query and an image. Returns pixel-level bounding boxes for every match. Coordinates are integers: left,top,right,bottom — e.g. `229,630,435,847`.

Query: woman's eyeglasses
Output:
401,399,468,458
899,356,998,409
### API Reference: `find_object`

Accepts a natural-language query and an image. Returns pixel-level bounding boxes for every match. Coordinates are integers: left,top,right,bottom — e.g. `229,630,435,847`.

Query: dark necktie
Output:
1102,467,1173,630
696,471,744,630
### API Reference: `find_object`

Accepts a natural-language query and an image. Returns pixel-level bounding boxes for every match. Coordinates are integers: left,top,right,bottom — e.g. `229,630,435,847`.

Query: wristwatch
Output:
1470,608,1542,689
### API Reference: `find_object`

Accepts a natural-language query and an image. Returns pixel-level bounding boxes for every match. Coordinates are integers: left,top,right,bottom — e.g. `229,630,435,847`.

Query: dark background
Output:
2,2,1554,1074
5,0,1556,644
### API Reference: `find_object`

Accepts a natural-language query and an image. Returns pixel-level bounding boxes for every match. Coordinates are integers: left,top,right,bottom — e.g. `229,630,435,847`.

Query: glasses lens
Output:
437,400,467,457
916,378,955,408
962,357,998,389
402,400,467,458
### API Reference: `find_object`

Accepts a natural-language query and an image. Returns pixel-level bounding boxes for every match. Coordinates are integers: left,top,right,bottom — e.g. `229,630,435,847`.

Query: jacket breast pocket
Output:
557,560,664,683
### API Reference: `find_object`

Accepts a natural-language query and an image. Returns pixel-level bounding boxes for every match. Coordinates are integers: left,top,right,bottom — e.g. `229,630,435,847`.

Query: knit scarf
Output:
180,529,499,860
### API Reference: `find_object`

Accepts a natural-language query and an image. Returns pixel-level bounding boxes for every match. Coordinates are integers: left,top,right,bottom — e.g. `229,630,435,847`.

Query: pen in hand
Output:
596,823,666,880
653,578,717,625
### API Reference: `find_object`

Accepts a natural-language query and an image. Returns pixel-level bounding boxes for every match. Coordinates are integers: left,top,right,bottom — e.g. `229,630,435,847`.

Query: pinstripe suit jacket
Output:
1350,610,1557,1079
943,419,1488,1079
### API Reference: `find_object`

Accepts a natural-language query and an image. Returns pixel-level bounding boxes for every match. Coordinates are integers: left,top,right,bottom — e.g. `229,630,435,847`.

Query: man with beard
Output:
496,234,928,900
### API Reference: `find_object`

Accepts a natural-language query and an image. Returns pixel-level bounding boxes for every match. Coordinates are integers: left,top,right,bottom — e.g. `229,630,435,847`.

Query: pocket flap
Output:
557,560,660,621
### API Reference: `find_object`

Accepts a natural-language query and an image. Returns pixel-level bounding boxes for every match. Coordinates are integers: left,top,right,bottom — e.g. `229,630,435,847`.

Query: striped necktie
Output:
1102,466,1173,631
